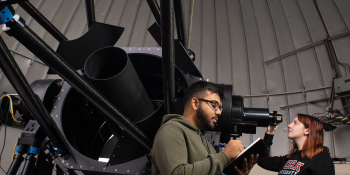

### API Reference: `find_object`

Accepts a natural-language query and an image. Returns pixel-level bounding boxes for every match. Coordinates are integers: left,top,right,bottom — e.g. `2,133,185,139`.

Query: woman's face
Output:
288,117,307,140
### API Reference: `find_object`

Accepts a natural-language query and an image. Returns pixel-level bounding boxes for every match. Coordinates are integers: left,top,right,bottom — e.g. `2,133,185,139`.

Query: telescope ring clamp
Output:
15,145,41,155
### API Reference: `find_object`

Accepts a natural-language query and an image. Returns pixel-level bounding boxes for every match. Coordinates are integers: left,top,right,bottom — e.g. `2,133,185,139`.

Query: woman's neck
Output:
294,136,307,150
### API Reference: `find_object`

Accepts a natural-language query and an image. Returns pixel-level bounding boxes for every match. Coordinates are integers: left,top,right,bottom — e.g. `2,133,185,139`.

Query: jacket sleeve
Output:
151,125,230,175
257,133,288,172
309,152,335,175
263,132,274,149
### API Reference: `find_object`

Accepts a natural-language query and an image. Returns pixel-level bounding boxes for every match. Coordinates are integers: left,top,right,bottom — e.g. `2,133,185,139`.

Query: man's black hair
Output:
183,81,224,107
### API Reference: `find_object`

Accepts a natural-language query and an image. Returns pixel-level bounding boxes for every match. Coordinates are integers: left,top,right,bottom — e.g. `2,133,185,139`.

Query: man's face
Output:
196,92,222,130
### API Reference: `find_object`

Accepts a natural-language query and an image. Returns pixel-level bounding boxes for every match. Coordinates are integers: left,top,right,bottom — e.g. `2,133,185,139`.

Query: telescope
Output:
0,1,283,174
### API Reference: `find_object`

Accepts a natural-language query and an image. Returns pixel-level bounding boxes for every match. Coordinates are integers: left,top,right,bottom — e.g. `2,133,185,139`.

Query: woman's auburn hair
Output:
286,113,329,159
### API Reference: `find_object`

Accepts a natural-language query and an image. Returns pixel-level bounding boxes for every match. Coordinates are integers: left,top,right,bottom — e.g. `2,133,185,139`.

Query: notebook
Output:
223,137,267,174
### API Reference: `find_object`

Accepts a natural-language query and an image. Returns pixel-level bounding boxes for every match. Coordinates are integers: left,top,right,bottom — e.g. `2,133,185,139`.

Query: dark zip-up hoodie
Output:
150,114,229,175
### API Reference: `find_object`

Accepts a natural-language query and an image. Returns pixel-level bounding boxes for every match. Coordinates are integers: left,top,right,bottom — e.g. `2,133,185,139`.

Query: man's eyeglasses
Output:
197,98,223,112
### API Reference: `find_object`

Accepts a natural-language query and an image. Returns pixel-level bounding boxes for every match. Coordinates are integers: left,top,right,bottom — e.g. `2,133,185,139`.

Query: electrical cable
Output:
338,62,350,76
0,104,3,132
0,98,6,174
326,41,349,76
0,103,4,174
340,106,350,110
0,94,21,123
11,141,17,162
0,108,9,174
4,94,21,122
0,97,8,128
0,166,5,174
188,0,195,49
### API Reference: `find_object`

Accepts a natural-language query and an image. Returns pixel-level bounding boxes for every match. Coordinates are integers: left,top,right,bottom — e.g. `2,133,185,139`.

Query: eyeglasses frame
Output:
196,98,223,112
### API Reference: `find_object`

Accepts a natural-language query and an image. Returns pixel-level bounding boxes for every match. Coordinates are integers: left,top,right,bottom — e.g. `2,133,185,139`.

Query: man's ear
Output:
304,128,310,136
191,98,199,111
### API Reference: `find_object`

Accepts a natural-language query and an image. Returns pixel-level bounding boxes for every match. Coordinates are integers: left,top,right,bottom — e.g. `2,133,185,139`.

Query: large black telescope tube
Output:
217,88,283,141
243,108,271,127
230,95,281,127
84,47,154,122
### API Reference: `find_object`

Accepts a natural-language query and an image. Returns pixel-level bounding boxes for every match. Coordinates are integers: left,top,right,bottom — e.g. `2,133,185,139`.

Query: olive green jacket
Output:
150,114,229,175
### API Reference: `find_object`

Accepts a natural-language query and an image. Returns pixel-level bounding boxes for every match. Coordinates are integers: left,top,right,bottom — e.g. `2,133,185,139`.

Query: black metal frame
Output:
160,0,176,114
0,0,188,173
85,0,96,28
146,0,161,25
0,36,63,147
18,1,67,42
174,0,188,50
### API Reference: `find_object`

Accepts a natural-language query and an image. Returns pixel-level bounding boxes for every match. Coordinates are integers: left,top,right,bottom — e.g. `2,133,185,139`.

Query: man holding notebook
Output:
150,81,258,175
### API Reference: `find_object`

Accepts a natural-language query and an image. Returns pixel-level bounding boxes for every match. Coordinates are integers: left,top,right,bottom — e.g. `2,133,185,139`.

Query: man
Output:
151,81,258,175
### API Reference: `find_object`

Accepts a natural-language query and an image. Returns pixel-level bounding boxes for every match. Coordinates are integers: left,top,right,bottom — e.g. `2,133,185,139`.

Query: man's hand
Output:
222,140,244,161
234,154,259,175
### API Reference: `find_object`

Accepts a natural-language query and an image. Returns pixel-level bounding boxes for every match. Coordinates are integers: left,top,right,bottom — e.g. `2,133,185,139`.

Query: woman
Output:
258,113,335,175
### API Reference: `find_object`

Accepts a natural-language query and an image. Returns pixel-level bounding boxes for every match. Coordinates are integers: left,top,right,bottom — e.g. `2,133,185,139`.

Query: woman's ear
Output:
304,128,310,136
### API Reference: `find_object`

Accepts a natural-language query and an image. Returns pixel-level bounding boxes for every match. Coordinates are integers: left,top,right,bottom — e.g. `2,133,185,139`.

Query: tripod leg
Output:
22,154,36,175
6,153,24,175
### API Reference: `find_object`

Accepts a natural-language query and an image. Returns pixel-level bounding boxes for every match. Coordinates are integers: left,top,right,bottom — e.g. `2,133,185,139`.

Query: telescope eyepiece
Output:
269,111,283,126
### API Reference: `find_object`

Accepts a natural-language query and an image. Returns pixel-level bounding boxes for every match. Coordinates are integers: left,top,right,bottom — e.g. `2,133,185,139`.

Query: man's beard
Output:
197,104,215,130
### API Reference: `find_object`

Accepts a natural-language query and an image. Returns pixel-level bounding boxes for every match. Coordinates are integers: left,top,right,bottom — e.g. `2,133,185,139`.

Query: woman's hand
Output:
266,122,278,135
234,154,259,175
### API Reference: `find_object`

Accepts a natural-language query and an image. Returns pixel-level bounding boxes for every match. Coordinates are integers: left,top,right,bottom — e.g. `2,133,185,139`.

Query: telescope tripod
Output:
7,120,76,175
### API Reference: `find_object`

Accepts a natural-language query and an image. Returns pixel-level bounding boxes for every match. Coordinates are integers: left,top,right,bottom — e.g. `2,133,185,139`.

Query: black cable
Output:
0,99,8,127
0,109,8,158
0,166,5,174
0,102,3,124
0,98,5,174
0,108,9,174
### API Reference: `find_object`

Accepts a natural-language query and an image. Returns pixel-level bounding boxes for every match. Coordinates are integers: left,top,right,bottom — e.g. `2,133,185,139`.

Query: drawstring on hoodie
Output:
199,131,211,154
